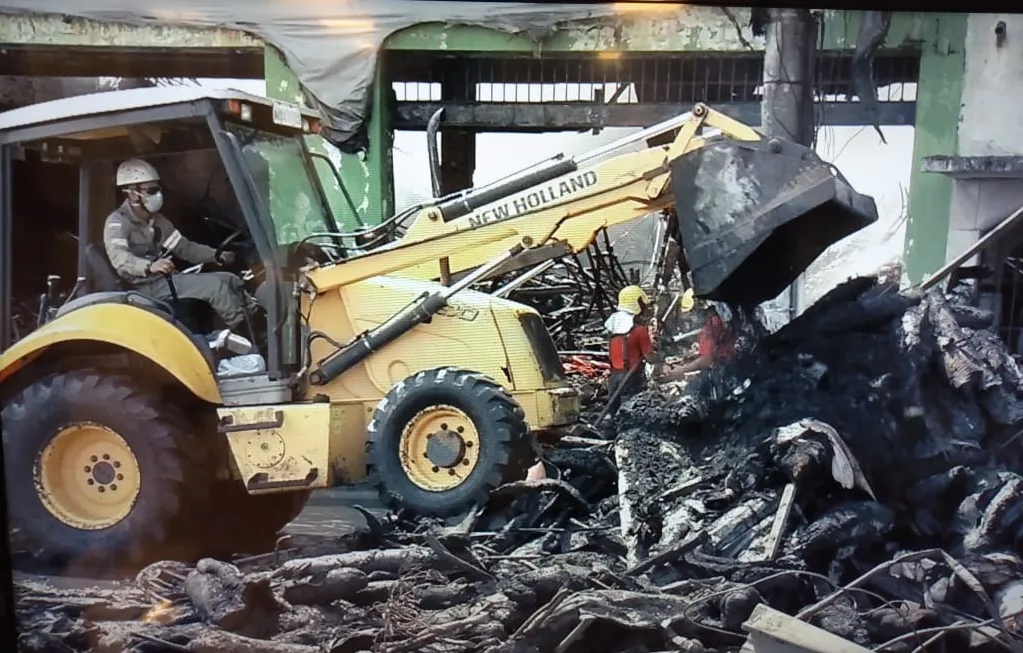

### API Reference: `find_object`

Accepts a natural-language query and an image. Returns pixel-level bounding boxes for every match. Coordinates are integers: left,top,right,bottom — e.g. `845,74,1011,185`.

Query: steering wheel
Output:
176,229,247,276
214,229,245,264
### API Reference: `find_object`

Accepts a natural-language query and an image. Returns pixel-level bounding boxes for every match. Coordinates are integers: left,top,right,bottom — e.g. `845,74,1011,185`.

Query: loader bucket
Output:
670,134,878,306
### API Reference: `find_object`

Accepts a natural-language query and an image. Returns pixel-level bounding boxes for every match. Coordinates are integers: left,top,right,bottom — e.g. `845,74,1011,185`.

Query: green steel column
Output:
902,15,967,283
263,47,389,231
370,59,394,223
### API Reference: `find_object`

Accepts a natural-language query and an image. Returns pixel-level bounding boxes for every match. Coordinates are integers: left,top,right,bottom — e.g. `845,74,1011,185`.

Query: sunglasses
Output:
138,186,161,196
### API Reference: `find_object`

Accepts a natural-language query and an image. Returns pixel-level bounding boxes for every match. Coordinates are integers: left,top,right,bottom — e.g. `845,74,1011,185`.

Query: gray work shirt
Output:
103,200,217,284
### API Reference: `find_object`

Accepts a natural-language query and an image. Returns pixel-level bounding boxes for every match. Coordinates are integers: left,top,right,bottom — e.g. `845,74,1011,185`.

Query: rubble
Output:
15,276,1023,652
495,233,636,354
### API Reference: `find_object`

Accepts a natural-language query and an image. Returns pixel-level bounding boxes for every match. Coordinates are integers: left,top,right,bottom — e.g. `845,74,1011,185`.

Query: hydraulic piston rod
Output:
432,109,715,223
308,242,527,385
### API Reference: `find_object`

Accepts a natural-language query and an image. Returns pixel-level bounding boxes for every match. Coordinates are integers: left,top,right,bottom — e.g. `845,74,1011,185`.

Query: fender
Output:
0,303,221,404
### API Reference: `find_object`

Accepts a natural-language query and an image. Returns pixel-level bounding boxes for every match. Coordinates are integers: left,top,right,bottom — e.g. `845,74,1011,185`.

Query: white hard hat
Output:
116,158,160,187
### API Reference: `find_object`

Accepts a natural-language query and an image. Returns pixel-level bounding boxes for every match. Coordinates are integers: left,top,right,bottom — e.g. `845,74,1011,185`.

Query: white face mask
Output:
141,191,163,213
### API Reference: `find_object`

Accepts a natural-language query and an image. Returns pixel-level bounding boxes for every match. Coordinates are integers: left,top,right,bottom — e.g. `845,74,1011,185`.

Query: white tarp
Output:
0,2,686,152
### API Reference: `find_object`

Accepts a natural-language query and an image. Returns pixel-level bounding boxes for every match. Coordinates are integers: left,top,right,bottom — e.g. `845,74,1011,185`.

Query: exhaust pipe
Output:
426,108,444,198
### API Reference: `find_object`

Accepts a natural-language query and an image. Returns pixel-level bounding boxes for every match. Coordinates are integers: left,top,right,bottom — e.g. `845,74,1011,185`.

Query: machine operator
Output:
604,285,662,416
103,159,250,330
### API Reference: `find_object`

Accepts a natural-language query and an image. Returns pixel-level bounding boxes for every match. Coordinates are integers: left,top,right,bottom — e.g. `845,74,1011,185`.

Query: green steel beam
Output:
902,14,967,284
385,10,928,53
0,13,259,47
0,9,926,53
370,62,395,225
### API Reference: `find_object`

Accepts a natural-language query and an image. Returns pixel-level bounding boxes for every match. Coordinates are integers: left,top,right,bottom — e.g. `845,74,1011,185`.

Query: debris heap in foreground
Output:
15,277,1023,653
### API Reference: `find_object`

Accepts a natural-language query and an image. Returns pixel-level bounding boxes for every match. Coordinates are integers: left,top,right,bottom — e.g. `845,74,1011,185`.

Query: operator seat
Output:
84,243,124,294
83,242,214,334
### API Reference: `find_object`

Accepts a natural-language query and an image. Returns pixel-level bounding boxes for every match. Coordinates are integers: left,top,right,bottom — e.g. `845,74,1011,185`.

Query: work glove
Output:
217,251,237,266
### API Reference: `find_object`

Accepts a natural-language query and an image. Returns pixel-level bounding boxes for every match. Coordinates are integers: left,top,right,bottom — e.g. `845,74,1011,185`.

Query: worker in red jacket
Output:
689,303,739,370
672,301,738,376
604,285,661,416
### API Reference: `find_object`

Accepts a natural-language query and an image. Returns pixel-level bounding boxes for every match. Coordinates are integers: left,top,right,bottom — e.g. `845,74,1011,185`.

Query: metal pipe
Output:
440,246,525,298
0,147,12,349
576,111,695,166
493,259,557,298
673,328,703,343
426,108,444,198
558,350,609,358
919,202,1023,292
77,165,90,281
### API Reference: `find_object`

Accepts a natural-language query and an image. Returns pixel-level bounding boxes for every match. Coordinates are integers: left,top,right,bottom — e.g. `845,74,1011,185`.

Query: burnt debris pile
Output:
16,277,1023,652
485,234,637,352
615,276,1023,649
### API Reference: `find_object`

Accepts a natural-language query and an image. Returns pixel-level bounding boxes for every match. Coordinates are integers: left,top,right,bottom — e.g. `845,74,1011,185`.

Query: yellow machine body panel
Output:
216,275,580,491
300,275,579,426
0,303,221,404
215,402,367,491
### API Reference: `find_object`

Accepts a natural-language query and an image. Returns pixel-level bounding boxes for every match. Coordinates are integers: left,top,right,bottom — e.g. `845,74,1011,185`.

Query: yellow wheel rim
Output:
35,422,142,530
400,405,481,491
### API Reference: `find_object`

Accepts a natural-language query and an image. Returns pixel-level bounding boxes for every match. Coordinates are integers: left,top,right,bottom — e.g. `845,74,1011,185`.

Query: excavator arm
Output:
305,103,877,306
303,103,878,387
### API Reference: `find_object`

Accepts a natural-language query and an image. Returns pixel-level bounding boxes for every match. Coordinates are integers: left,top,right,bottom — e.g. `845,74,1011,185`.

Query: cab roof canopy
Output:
0,86,321,147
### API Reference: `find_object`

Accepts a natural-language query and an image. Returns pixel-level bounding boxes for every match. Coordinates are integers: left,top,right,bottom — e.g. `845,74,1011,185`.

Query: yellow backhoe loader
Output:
0,88,877,571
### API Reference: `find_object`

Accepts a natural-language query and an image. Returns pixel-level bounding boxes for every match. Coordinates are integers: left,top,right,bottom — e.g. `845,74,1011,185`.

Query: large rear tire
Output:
1,370,209,573
366,368,533,517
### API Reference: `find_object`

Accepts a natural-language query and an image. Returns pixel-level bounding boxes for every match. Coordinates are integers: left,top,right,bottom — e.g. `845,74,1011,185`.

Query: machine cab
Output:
0,87,346,397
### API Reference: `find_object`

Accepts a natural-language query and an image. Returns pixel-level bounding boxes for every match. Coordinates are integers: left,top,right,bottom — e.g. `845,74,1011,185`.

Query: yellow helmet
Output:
617,285,650,315
680,288,695,312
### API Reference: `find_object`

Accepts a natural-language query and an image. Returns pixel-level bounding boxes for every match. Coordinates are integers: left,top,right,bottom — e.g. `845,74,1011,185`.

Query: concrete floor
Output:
285,484,384,537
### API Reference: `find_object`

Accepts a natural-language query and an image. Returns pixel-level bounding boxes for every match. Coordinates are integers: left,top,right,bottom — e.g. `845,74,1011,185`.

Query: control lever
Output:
155,228,257,345
154,229,183,309
161,271,180,304
36,274,62,328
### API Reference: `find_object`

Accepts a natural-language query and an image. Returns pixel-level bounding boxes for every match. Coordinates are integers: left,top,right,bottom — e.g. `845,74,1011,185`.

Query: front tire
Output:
366,368,533,517
2,370,208,572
